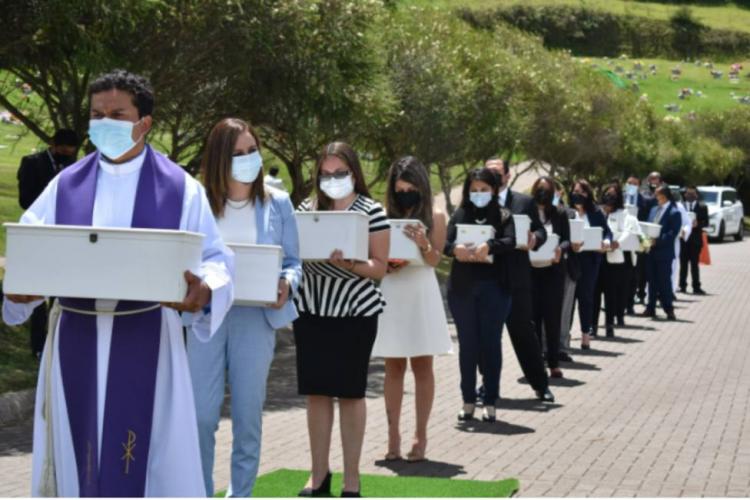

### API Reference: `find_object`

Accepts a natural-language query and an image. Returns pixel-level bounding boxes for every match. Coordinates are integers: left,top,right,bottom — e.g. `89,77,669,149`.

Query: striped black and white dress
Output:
294,194,389,318
293,194,390,398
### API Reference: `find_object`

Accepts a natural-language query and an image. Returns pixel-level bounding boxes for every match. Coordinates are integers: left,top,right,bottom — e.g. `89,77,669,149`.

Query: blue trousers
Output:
575,252,602,334
646,255,675,313
187,306,276,497
448,281,512,406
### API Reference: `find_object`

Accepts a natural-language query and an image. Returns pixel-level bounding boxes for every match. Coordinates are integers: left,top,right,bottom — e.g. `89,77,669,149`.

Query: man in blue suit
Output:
644,185,682,320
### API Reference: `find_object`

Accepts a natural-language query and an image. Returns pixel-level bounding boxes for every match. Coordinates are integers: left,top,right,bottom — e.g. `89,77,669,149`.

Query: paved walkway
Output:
1,239,750,497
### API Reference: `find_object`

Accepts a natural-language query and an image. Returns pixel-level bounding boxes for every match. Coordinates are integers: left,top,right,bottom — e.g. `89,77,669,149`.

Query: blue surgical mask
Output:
626,184,638,197
89,117,142,160
552,193,561,207
231,151,263,183
470,192,492,208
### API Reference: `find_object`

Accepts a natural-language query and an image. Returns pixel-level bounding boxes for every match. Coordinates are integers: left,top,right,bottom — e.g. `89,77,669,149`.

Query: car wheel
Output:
718,220,726,241
735,226,744,241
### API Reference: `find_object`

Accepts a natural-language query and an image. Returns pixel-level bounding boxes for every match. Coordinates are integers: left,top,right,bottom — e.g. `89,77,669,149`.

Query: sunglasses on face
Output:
319,170,351,182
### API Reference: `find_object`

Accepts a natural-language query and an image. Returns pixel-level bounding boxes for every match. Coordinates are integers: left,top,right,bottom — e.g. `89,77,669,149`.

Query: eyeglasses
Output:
319,170,351,182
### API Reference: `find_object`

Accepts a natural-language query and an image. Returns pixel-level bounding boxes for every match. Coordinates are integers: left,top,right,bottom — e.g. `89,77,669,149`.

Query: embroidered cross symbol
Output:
121,430,136,474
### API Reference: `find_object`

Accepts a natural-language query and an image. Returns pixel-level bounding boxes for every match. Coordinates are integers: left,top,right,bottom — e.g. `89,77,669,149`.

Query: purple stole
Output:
54,146,185,497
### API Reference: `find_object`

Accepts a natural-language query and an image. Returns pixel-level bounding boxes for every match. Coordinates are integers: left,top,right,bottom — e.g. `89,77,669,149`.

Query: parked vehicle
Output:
698,186,745,241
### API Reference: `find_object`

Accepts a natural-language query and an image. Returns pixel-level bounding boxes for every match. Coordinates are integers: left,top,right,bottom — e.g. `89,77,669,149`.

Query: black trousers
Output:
636,255,647,304
531,265,564,369
594,260,629,330
30,301,48,356
507,286,549,392
679,240,702,290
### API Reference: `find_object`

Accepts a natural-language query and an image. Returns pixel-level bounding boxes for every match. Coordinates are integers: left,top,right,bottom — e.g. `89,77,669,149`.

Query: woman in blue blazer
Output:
187,118,302,497
570,179,612,349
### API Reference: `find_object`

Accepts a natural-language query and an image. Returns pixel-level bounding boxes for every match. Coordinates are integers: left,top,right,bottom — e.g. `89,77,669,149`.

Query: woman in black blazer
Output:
444,168,516,423
530,176,571,378
570,179,613,349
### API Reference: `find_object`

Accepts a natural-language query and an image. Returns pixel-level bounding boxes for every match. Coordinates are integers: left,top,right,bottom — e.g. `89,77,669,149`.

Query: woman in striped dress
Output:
294,142,390,497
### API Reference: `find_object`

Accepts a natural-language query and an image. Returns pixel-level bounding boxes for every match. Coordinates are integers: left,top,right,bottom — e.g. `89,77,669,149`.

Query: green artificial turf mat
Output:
217,468,519,497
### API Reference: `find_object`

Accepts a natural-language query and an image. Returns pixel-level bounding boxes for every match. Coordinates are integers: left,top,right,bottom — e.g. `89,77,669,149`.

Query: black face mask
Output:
534,188,552,206
394,191,421,210
570,193,587,207
602,194,617,207
53,153,76,167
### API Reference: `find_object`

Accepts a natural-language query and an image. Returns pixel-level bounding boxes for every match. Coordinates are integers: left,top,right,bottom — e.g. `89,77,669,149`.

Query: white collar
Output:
499,188,509,204
99,149,147,176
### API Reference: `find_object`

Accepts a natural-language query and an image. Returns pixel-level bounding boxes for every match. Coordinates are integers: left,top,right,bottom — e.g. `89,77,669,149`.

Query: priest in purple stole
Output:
2,70,233,497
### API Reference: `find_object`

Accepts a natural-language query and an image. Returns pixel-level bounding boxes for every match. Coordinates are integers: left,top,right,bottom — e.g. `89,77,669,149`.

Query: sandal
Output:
406,442,427,462
384,451,402,461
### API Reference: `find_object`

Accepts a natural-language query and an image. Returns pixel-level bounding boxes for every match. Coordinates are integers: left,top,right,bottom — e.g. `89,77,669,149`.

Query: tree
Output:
378,10,524,213
228,0,394,205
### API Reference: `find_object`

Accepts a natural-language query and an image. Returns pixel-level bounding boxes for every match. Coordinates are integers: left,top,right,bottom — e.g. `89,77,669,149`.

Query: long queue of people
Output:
5,70,711,498
191,115,703,497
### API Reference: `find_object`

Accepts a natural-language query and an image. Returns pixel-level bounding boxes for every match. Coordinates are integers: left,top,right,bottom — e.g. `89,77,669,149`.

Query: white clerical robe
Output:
2,150,233,497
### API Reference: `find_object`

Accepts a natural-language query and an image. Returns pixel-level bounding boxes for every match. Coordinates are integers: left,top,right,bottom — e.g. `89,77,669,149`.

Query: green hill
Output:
405,0,750,34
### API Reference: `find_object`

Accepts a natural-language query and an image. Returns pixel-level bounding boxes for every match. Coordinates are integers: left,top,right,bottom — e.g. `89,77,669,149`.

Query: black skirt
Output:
293,313,378,398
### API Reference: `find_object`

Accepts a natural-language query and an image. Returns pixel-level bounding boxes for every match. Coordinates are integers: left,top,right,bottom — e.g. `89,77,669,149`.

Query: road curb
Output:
0,388,35,427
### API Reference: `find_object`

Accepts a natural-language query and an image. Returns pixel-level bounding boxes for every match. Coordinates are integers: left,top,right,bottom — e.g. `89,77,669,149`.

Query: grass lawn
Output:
405,0,750,34
583,56,750,116
0,316,38,393
219,468,520,497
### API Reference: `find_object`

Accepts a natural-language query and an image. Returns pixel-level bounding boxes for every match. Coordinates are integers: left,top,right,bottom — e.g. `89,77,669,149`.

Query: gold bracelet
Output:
421,242,432,254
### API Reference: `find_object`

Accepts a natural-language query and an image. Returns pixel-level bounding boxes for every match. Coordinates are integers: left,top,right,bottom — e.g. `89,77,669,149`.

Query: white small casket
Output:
456,224,495,263
569,219,585,244
512,214,530,249
388,219,425,265
3,223,202,302
639,222,662,239
296,211,369,261
229,243,283,306
618,232,641,252
625,204,638,218
581,226,603,251
530,233,560,267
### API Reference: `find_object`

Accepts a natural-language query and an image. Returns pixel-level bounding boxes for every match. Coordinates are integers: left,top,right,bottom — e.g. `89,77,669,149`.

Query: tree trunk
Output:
287,157,311,207
437,163,455,215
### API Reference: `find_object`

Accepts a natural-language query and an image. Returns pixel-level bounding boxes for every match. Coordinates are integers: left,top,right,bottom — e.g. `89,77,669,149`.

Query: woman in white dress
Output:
372,156,452,462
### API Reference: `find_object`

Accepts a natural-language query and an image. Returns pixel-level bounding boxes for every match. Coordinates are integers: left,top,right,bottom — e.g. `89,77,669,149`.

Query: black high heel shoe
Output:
298,471,332,497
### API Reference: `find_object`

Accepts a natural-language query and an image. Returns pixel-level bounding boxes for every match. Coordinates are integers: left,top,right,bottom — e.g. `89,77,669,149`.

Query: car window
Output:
699,191,718,204
723,190,737,203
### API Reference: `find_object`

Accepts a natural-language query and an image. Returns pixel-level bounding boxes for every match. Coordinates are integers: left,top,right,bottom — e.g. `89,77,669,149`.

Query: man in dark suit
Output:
486,158,554,403
18,129,79,209
644,185,682,320
679,185,709,295
16,129,79,359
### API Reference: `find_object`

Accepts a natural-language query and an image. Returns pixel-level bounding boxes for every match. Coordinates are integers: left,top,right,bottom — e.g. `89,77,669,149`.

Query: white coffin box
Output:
581,226,603,251
625,204,638,218
3,223,203,302
456,224,495,263
297,211,369,261
229,243,283,306
388,219,425,265
512,214,530,249
530,233,560,267
569,219,585,244
639,221,662,239
618,232,641,252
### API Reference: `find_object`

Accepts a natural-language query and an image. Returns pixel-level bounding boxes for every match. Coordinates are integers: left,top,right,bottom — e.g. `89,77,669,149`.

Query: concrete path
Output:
1,239,749,497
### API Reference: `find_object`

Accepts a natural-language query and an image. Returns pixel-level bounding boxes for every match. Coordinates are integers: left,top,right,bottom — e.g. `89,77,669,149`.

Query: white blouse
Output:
217,198,257,244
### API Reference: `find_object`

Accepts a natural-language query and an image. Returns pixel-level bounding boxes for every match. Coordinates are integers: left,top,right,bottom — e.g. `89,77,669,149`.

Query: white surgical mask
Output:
231,151,263,183
626,184,638,197
470,192,492,208
89,117,142,160
320,175,354,200
552,193,561,207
